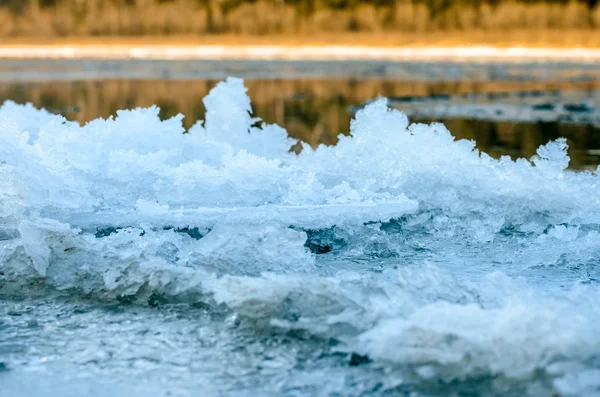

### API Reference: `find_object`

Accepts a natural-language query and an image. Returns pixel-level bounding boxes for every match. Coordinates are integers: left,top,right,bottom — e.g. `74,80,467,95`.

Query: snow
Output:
1,77,600,396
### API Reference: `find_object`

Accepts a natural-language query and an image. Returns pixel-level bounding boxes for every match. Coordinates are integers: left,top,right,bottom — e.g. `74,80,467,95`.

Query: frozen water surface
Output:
1,77,600,397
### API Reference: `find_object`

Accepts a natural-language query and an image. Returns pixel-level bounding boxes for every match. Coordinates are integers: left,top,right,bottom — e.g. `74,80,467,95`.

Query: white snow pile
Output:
1,75,599,287
1,76,600,290
1,77,600,396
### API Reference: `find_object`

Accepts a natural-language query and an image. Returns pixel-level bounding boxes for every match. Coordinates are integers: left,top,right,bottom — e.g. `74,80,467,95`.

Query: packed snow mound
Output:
1,76,600,287
1,77,598,232
2,77,600,396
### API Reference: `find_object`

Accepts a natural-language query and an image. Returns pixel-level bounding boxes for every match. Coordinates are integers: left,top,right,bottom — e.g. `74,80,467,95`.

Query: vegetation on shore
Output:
1,0,599,38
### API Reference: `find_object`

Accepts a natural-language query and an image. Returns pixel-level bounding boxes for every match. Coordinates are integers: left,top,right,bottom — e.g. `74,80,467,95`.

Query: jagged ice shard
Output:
1,77,599,397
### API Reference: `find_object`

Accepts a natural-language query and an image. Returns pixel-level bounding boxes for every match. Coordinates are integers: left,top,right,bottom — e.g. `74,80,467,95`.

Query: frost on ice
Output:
1,77,600,396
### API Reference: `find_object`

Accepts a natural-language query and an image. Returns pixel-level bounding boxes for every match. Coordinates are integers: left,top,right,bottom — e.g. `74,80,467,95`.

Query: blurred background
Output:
0,0,599,40
1,0,600,168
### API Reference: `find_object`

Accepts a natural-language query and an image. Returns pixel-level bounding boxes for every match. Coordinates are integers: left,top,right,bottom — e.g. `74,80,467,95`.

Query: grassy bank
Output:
1,31,600,49
1,0,599,39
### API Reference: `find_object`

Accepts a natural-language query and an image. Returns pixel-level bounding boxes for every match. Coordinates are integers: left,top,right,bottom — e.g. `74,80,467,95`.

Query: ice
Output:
357,289,600,383
373,90,600,127
203,267,600,395
0,100,76,143
1,77,600,396
2,77,597,236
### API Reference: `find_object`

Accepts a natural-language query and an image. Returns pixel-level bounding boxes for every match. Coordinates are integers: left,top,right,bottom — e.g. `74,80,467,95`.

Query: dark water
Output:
1,59,599,169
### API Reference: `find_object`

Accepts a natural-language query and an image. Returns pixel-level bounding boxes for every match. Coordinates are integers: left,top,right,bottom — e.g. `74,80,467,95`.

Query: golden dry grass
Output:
1,30,600,48
0,0,599,47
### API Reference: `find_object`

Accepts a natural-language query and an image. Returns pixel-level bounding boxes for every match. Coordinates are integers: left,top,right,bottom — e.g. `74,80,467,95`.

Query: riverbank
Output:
1,33,600,62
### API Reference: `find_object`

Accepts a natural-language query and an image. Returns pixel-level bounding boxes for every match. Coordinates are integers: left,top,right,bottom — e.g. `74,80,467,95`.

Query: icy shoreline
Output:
2,77,600,397
1,45,600,62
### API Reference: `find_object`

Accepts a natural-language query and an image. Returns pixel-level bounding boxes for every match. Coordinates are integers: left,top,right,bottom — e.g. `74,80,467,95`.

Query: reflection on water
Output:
1,78,600,168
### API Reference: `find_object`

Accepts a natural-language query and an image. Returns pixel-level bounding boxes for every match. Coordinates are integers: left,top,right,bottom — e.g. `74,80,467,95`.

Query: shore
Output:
1,34,600,62
2,44,599,62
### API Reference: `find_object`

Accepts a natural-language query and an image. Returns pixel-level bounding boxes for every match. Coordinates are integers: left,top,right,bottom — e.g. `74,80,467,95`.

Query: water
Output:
1,62,600,397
